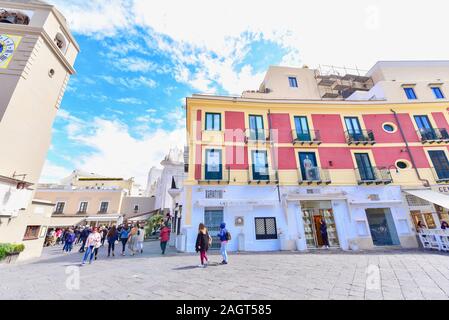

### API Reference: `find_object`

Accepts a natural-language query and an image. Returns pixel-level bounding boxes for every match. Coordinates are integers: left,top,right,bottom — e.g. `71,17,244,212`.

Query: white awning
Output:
49,217,85,227
405,189,449,210
128,214,152,222
85,215,121,222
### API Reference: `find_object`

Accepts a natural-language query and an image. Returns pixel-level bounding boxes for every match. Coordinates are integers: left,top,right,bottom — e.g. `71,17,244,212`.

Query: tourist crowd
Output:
45,220,232,268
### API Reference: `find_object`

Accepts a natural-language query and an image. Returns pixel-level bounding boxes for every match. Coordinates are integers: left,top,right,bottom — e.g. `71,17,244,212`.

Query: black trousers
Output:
321,232,329,246
108,240,115,255
121,238,128,252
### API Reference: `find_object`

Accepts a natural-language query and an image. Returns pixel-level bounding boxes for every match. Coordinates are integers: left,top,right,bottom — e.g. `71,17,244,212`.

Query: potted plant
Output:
0,243,25,264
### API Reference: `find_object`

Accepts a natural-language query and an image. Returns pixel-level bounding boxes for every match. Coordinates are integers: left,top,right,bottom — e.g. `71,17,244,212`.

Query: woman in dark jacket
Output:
195,223,210,268
319,218,330,249
107,225,119,257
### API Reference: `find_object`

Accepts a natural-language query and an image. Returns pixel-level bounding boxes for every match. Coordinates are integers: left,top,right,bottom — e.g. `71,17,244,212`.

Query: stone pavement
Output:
2,241,449,300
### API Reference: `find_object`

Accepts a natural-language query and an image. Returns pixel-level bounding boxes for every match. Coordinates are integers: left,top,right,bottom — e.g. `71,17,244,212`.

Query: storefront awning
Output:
405,189,449,210
85,215,121,222
49,217,85,227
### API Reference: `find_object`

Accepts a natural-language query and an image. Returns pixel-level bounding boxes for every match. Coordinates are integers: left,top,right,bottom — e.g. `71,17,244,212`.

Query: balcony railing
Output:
345,130,376,145
247,167,279,184
417,128,449,144
244,129,270,144
355,167,393,185
292,130,322,145
298,167,331,185
431,167,449,183
198,165,231,184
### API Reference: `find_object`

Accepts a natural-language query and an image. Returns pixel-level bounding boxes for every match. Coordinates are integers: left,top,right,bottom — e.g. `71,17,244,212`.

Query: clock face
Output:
0,35,16,63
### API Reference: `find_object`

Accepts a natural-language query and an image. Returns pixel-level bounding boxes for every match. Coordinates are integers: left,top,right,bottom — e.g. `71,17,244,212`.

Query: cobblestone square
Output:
2,241,449,300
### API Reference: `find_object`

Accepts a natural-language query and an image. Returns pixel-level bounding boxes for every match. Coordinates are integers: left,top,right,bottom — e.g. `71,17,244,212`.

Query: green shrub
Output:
145,214,164,238
0,243,25,261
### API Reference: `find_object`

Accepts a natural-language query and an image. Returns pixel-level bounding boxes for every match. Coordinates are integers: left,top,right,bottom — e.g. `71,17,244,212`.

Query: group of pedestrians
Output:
45,223,150,266
48,220,234,269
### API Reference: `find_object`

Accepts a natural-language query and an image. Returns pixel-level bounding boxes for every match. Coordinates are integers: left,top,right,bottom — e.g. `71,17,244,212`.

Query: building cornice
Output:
187,95,449,108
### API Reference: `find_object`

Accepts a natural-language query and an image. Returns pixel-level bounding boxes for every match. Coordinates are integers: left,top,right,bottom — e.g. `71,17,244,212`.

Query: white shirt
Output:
86,232,102,248
137,228,145,242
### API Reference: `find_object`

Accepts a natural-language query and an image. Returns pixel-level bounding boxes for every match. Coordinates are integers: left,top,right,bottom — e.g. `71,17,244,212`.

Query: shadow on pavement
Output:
172,262,222,270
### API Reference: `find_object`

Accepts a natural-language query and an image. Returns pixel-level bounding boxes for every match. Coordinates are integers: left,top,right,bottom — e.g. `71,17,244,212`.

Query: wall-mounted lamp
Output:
328,161,333,167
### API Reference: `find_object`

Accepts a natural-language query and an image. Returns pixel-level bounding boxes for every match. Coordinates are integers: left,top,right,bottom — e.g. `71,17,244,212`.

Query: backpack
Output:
226,231,232,241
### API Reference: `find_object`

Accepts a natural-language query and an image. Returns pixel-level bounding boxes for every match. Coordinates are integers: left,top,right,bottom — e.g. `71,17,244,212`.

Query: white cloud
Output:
49,0,132,38
52,0,449,83
112,57,159,73
39,161,73,184
99,75,157,89
52,110,184,185
70,118,185,186
117,97,145,105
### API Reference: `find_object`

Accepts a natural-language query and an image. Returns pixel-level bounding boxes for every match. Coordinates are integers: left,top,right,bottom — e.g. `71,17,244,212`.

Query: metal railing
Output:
431,167,449,183
292,130,322,145
345,130,376,145
197,165,231,184
298,167,331,184
417,128,449,143
244,129,270,143
247,167,279,184
355,167,392,184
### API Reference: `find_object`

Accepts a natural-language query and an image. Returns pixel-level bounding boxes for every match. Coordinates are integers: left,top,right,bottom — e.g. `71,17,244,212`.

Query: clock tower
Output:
0,0,79,260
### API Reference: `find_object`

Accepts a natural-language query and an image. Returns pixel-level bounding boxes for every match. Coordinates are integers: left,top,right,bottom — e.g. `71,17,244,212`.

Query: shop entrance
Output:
300,200,339,248
366,208,400,246
204,208,223,250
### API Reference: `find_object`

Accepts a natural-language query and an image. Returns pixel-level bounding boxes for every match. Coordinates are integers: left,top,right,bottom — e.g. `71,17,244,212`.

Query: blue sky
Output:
41,0,449,187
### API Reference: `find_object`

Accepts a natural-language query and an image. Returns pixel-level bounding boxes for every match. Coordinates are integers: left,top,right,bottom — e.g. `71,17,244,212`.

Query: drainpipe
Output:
390,109,430,187
267,109,281,202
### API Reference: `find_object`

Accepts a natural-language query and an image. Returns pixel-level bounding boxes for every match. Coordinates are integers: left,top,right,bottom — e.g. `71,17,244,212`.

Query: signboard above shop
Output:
433,185,449,194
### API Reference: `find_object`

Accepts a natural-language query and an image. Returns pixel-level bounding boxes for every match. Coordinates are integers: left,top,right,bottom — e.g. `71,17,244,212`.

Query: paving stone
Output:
1,243,449,300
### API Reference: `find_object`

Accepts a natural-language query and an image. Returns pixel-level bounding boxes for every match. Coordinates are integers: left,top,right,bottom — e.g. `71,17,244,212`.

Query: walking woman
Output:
136,224,145,254
82,227,101,265
127,225,138,256
319,218,330,249
195,223,211,268
119,225,130,256
63,229,76,253
160,223,171,255
107,225,118,257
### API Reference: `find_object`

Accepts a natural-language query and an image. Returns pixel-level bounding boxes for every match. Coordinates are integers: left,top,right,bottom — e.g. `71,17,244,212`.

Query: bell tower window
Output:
0,9,30,25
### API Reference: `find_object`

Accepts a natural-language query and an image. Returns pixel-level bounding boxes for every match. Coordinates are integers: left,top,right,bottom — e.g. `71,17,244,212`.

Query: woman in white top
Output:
82,227,101,265
136,225,145,254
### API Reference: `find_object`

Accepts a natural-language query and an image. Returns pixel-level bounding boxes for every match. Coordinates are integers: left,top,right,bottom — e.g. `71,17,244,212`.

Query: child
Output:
195,223,211,268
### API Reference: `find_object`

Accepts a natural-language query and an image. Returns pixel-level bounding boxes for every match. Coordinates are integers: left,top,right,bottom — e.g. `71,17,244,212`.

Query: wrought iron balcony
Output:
197,165,231,184
431,167,449,183
417,128,449,144
247,167,279,184
345,130,376,145
355,167,393,185
298,167,331,185
292,130,322,145
244,129,270,144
